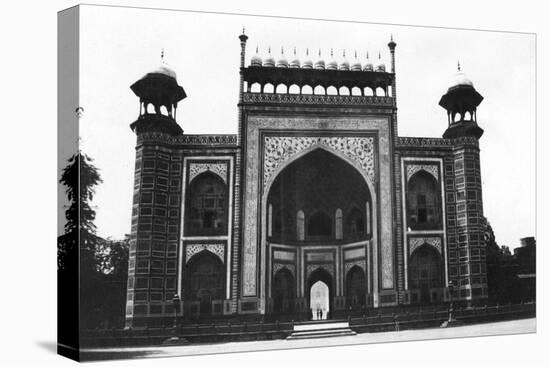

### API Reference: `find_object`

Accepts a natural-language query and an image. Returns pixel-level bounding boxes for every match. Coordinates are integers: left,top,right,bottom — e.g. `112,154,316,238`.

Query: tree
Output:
58,152,104,331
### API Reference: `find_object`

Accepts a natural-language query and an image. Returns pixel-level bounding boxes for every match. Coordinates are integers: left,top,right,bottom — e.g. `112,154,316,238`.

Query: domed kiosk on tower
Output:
439,62,484,139
129,53,185,136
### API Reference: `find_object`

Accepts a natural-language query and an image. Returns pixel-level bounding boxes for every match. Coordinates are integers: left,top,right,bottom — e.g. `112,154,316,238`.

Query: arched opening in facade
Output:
346,265,367,309
184,251,225,317
307,268,333,320
345,206,365,241
185,172,228,236
409,244,444,305
301,85,313,95
267,148,371,244
406,170,442,231
272,268,295,314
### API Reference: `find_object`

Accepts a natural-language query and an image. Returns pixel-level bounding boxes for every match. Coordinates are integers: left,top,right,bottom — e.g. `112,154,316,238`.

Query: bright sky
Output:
61,4,536,248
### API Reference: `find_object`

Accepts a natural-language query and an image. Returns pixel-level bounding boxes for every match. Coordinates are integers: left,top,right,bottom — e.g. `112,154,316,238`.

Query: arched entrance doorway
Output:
307,268,333,320
346,265,367,309
184,250,225,317
272,268,295,314
265,148,373,316
409,244,444,304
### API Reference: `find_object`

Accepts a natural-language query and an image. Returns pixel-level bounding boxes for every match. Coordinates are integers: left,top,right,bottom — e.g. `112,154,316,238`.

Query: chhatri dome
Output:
339,50,350,71
148,50,177,79
314,49,325,70
363,52,373,72
351,51,362,71
451,61,474,88
375,52,386,72
263,47,276,67
302,48,313,69
250,46,262,67
289,47,301,68
276,47,289,68
326,49,338,70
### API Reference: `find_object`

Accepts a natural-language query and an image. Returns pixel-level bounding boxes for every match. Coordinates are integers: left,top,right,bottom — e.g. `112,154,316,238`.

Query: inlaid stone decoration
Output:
188,162,228,184
408,237,442,255
272,263,296,277
273,250,295,261
306,263,335,278
345,259,367,275
186,243,225,263
406,164,439,182
263,136,375,189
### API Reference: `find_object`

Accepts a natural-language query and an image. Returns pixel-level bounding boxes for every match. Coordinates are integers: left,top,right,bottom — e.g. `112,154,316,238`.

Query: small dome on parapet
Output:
263,47,275,67
327,49,338,70
363,52,373,72
375,52,386,72
314,49,325,70
351,51,362,71
302,48,313,69
250,46,262,67
339,50,350,71
276,47,289,68
289,47,300,68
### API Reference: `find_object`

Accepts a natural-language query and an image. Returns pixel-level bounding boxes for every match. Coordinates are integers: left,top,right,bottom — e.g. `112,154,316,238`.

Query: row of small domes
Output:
251,48,387,72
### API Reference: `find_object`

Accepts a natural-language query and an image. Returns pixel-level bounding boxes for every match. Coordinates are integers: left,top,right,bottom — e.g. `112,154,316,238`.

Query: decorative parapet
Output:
397,136,479,149
138,132,238,146
242,92,393,107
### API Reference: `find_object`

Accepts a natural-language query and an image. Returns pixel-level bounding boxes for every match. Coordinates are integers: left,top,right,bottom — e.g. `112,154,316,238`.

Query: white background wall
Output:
0,0,547,366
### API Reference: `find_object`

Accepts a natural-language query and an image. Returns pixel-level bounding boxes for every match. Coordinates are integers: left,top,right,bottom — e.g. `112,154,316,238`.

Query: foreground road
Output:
81,318,536,361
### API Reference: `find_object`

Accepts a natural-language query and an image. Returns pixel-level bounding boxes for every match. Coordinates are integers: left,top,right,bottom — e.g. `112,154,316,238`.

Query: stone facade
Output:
124,33,488,328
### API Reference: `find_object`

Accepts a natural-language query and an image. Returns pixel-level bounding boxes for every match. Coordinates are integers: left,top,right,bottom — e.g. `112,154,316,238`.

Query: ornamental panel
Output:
263,136,375,189
344,259,367,275
185,243,225,263
406,164,439,182
408,237,442,256
306,263,335,279
188,162,228,184
272,263,296,278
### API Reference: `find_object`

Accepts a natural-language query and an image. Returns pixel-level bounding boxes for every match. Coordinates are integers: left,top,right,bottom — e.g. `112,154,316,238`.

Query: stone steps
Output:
286,320,356,340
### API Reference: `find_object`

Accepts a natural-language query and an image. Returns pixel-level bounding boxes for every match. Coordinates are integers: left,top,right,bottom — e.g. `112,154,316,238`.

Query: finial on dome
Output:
293,46,296,55
256,46,259,53
331,48,334,57
268,46,271,54
391,34,393,41
319,48,321,57
161,48,165,63
306,48,309,56
242,26,245,34
378,52,381,59
354,50,357,59
281,46,284,55
457,60,461,71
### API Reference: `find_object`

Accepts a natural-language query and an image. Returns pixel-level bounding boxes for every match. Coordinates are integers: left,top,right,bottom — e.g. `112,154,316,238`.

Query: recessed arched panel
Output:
338,86,350,96
326,86,338,95
346,265,366,308
301,85,313,95
263,83,274,93
409,244,444,305
289,84,300,94
364,87,374,96
314,85,325,95
375,86,386,97
275,83,288,94
272,267,295,314
184,250,225,316
406,170,442,231
250,82,261,93
185,172,228,236
351,86,362,96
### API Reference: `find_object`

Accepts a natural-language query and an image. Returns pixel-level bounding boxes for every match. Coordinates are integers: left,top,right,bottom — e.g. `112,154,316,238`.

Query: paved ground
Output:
81,318,536,361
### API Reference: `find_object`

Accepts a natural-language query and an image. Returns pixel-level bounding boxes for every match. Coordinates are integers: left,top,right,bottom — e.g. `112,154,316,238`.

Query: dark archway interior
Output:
346,265,367,308
409,244,444,304
268,148,371,243
184,251,225,316
406,171,442,231
272,268,295,314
